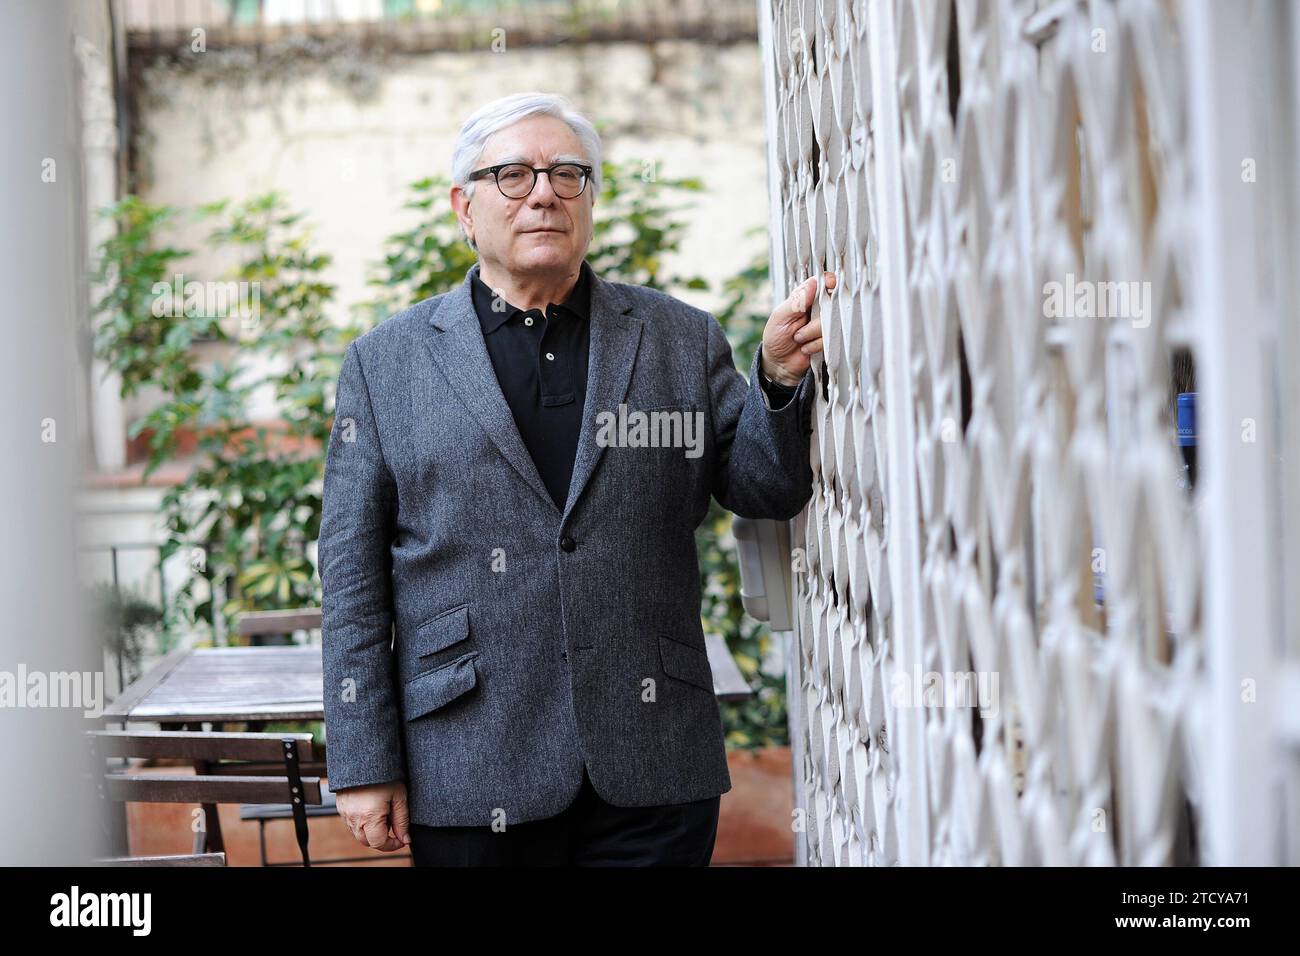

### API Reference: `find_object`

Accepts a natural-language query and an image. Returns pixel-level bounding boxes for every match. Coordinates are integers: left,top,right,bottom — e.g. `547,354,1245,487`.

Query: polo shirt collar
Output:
471,260,593,335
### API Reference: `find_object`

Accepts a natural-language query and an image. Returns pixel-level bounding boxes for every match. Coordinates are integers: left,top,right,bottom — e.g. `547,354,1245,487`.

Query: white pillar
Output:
1185,0,1282,866
868,0,931,866
75,31,126,472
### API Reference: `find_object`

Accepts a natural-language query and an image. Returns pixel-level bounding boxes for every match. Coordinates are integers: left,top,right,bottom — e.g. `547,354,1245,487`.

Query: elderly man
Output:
320,91,834,866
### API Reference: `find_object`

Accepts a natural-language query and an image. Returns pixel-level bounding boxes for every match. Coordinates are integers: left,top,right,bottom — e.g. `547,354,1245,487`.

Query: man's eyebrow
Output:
486,152,589,166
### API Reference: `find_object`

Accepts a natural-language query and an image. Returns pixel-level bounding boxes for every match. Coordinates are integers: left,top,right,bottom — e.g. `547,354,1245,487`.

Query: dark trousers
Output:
408,766,720,866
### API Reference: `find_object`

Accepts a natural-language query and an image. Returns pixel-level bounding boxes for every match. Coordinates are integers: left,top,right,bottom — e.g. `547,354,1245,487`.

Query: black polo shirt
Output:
469,260,799,512
471,261,594,511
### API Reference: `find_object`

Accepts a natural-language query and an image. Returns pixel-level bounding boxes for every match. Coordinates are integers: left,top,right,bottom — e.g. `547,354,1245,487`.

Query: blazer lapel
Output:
564,269,641,517
423,262,643,521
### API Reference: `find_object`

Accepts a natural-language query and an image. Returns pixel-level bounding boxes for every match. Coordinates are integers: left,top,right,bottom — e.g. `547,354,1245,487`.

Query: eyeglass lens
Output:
496,164,587,199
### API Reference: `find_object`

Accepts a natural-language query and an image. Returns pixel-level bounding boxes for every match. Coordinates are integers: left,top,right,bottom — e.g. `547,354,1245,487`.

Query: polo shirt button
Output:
560,535,576,552
524,316,534,326
545,352,555,361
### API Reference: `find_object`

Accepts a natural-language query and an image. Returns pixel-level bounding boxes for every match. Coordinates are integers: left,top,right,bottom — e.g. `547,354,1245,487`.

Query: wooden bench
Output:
87,729,322,866
234,607,326,647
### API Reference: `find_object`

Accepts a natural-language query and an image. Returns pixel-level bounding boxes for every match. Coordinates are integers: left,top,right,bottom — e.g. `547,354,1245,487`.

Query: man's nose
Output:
528,170,559,205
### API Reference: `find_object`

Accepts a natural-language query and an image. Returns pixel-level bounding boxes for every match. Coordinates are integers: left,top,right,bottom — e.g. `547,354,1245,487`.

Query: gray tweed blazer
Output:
319,261,814,827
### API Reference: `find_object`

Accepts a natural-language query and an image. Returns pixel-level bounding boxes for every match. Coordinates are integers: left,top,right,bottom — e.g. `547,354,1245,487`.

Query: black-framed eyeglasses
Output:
468,162,593,200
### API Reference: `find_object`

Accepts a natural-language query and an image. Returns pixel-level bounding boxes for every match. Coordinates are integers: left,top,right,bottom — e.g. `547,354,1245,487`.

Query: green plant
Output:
92,192,346,639
89,582,165,688
90,196,203,398
585,158,709,293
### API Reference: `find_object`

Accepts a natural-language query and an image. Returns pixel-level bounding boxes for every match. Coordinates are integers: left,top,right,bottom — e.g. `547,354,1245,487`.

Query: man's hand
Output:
761,271,837,386
336,780,411,852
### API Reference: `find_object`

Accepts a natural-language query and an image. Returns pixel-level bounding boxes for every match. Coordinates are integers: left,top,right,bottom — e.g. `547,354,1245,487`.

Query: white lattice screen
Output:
759,0,1300,865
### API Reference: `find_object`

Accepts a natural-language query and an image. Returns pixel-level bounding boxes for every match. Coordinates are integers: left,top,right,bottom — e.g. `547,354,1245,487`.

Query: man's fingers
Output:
792,273,834,349
335,784,411,852
389,788,411,846
762,269,835,377
771,277,817,324
793,318,822,344
774,272,838,325
361,813,400,851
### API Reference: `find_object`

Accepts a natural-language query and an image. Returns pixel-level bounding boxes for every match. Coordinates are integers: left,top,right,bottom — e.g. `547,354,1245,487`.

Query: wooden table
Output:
101,646,326,727
95,646,327,860
102,632,752,728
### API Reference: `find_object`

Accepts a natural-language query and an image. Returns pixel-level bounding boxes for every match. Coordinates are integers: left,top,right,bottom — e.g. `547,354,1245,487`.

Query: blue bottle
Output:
1178,392,1197,490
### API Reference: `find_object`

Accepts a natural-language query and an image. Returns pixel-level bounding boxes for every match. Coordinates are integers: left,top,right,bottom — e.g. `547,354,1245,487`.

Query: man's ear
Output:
450,184,474,246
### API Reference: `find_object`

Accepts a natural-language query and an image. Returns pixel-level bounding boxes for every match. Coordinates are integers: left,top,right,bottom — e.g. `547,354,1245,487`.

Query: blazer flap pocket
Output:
415,603,470,657
403,653,478,720
657,634,715,694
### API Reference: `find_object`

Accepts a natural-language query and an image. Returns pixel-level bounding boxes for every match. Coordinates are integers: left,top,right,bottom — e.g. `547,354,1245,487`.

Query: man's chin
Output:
513,247,575,271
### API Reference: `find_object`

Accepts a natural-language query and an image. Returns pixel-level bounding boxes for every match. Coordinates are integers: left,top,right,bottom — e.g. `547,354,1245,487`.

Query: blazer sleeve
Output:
759,362,801,408
318,341,407,791
705,314,817,521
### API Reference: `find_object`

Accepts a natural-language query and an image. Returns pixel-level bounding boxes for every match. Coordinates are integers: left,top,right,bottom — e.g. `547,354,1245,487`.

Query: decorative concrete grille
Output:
759,0,1300,865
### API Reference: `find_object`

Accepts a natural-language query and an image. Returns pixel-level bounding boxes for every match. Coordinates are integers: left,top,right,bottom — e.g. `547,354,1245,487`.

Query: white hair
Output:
451,92,602,250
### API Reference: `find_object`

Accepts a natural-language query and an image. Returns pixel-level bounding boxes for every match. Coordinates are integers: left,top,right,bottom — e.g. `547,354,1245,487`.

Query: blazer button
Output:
560,535,576,552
